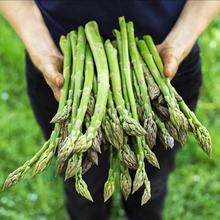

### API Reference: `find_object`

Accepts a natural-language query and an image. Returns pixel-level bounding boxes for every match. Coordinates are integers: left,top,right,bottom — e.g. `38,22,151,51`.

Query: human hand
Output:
0,0,64,101
156,40,193,80
31,51,64,101
156,1,220,80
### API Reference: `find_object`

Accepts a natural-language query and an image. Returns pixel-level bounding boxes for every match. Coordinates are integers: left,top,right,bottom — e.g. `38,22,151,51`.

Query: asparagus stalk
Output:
74,21,110,153
3,35,72,187
132,69,144,121
56,27,86,173
165,119,187,145
143,36,190,134
85,91,103,153
106,90,124,149
143,35,174,98
139,54,160,100
91,75,104,153
32,127,60,176
143,35,163,74
141,137,160,169
119,143,138,170
119,17,150,200
81,114,100,174
75,167,93,202
137,39,188,132
58,44,94,175
105,38,146,136
102,114,121,150
127,21,157,148
155,115,174,149
2,140,49,190
152,99,170,122
50,34,73,123
64,153,82,180
113,31,131,113
92,125,103,153
33,35,76,175
141,179,151,205
57,31,78,124
104,146,116,202
70,26,87,124
120,164,132,200
118,18,138,119
174,90,212,156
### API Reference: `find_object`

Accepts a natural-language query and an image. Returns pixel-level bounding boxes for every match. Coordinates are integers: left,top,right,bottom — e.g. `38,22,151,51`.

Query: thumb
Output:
43,63,64,102
43,63,64,88
157,45,179,79
162,52,179,79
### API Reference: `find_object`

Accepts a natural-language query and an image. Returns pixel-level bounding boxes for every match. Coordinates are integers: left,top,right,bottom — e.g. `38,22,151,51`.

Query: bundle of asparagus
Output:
3,17,212,206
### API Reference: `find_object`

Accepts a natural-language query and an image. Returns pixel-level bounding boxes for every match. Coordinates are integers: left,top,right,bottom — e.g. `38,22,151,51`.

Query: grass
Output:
0,16,220,220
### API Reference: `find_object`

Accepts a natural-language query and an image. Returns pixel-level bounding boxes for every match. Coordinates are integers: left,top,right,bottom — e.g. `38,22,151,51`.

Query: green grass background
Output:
0,16,220,220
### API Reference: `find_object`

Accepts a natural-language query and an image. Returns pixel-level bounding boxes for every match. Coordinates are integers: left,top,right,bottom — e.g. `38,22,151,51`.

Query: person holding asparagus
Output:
1,1,220,220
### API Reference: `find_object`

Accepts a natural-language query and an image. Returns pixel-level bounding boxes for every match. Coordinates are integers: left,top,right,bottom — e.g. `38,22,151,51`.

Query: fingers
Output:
43,62,64,102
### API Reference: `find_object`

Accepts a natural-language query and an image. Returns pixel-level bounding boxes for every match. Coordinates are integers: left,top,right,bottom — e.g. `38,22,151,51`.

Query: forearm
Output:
0,0,63,100
0,0,61,72
165,1,220,55
158,1,220,78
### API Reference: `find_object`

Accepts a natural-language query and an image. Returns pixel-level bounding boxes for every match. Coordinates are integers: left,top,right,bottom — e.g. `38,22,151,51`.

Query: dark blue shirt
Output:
36,0,187,43
35,0,200,73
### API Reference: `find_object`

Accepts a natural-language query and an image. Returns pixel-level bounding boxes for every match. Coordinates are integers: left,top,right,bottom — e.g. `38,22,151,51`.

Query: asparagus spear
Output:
32,127,60,176
75,167,93,202
104,146,116,202
102,114,121,149
2,141,49,190
143,36,190,131
132,69,144,121
3,35,71,188
141,179,151,205
141,137,160,169
87,95,96,117
64,153,82,180
85,91,103,153
105,38,146,136
174,90,212,156
155,115,174,149
59,44,95,176
74,21,110,153
81,113,100,175
127,21,157,148
152,99,170,122
91,74,104,153
113,32,131,113
120,164,132,200
137,39,188,132
119,143,138,170
143,35,163,75
33,35,75,176
139,53,160,100
56,27,87,173
119,17,150,201
51,31,77,123
106,91,124,149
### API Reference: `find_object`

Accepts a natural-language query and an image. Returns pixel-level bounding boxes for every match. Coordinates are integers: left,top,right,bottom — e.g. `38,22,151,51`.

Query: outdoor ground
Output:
0,16,220,220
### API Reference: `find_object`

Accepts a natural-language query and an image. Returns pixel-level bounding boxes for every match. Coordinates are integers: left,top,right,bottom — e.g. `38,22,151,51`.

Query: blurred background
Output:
0,15,220,220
